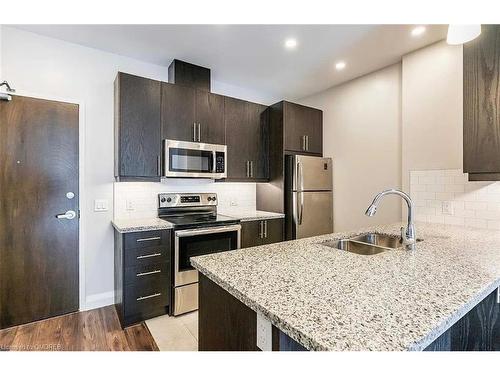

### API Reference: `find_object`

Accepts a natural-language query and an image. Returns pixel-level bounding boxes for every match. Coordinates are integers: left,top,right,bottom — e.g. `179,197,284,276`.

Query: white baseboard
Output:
83,291,114,311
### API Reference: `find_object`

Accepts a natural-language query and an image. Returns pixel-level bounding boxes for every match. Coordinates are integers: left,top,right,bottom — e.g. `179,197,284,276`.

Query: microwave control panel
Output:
215,151,225,173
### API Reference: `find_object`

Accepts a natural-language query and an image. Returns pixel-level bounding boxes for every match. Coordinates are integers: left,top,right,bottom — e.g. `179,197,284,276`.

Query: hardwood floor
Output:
0,305,158,351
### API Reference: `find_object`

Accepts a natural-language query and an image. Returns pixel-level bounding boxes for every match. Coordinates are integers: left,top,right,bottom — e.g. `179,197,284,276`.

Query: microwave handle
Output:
212,151,217,173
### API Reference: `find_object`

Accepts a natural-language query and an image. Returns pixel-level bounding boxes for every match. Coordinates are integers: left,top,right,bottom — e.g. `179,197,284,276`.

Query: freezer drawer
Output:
292,155,332,191
293,191,333,239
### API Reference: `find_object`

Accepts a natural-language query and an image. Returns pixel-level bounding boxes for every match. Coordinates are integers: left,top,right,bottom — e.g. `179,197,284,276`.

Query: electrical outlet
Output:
126,200,135,211
442,201,453,215
256,312,272,351
94,199,109,212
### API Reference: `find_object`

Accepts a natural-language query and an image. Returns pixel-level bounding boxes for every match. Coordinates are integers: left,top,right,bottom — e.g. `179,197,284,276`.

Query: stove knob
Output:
160,197,166,203
211,196,216,201
207,197,212,202
166,197,172,203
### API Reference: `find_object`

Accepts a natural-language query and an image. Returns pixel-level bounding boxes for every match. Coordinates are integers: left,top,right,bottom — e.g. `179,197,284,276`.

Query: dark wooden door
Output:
247,102,269,180
224,97,249,179
116,73,161,178
0,95,79,329
464,25,500,174
241,221,262,249
161,82,196,143
261,219,284,245
196,90,225,144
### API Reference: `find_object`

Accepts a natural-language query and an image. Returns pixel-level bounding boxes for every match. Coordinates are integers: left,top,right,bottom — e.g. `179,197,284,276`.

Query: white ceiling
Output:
12,24,447,100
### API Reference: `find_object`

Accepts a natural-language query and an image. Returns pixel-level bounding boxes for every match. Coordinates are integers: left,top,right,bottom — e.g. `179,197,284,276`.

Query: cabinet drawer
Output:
124,276,169,318
124,244,170,268
124,230,169,250
124,262,169,286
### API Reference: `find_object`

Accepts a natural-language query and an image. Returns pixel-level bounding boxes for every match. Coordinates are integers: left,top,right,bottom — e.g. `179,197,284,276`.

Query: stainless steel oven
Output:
163,139,227,179
173,224,241,315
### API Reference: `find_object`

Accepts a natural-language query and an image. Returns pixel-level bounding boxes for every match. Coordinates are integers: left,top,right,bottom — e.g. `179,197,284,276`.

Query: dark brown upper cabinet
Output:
464,25,500,181
168,59,211,92
161,82,224,144
224,97,269,181
283,101,323,154
114,72,161,181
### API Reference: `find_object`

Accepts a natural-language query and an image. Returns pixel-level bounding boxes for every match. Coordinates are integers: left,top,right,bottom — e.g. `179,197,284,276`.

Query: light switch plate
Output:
126,200,135,211
94,199,109,212
442,201,453,215
256,312,272,351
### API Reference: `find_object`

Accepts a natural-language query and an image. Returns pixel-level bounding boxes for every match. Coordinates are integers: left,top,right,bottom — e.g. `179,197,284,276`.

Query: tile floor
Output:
145,311,198,351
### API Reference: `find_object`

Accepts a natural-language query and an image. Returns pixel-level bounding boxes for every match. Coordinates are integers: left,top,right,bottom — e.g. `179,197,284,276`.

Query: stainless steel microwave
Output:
163,139,227,179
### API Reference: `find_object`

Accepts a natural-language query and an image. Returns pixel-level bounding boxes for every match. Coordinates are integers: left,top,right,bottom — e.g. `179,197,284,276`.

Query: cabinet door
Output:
196,90,225,144
283,102,322,154
464,25,500,174
117,73,161,178
247,103,269,180
262,219,284,245
161,82,196,142
224,97,250,179
241,221,262,249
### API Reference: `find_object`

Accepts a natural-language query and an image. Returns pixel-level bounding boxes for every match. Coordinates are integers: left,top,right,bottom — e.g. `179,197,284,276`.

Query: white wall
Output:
401,41,463,194
300,64,402,232
0,26,275,310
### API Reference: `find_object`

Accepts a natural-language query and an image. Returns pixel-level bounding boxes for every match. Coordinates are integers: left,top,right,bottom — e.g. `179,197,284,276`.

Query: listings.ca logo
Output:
1,343,62,351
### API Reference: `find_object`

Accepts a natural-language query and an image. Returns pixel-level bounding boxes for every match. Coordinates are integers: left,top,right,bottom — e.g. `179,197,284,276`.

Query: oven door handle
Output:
175,224,242,238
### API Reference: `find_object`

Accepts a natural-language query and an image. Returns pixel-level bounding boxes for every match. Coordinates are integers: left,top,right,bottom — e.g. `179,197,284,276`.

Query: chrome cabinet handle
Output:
198,123,201,142
264,220,268,238
136,252,162,259
249,161,253,178
56,210,76,220
156,155,161,175
302,135,306,151
136,293,161,301
305,135,309,151
246,161,249,178
136,269,161,277
193,123,197,142
136,236,161,242
259,220,264,239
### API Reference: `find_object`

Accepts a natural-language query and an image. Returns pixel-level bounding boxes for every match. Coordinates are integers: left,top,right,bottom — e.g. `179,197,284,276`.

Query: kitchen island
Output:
191,222,500,351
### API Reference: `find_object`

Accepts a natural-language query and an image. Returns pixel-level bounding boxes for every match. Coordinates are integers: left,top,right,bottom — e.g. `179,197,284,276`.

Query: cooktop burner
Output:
160,213,239,228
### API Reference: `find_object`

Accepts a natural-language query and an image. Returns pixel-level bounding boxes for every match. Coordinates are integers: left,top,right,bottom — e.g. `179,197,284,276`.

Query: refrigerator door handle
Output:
296,161,304,191
297,192,304,225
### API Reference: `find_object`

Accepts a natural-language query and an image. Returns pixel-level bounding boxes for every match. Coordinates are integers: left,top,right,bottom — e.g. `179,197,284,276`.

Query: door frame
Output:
8,90,87,311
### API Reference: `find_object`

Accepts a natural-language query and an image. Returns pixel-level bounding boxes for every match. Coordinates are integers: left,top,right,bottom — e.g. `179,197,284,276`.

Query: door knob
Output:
56,210,77,220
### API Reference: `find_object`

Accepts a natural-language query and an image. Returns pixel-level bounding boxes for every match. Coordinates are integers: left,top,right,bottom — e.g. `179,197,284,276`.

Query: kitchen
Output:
1,2,500,373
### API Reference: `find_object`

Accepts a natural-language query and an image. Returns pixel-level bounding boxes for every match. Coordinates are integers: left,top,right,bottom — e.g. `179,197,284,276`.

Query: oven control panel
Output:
158,193,217,208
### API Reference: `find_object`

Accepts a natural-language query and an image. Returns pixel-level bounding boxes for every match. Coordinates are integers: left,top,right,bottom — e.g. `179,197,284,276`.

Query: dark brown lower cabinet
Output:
198,274,305,351
425,288,500,351
241,218,284,248
114,229,171,327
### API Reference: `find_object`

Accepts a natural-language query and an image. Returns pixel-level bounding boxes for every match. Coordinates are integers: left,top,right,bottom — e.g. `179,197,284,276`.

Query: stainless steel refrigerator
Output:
285,154,333,240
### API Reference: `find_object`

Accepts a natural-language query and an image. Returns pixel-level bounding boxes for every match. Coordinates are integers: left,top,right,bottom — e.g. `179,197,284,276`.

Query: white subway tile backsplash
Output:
410,169,500,230
114,179,257,220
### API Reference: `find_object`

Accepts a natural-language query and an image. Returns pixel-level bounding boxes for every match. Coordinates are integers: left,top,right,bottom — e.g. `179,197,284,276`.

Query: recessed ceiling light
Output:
335,61,346,71
447,25,481,45
411,26,426,37
284,38,297,49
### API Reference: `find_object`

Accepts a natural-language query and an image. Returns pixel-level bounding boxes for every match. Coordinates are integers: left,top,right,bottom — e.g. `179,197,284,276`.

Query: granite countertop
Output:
219,209,285,222
191,222,500,351
112,217,174,233
112,209,284,233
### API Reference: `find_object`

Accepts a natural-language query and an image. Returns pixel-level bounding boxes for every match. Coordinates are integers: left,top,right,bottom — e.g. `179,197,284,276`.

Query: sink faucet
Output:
365,189,416,251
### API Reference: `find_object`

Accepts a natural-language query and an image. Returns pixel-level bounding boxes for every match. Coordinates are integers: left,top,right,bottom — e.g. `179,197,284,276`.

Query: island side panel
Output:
425,288,500,351
198,273,259,351
198,274,306,351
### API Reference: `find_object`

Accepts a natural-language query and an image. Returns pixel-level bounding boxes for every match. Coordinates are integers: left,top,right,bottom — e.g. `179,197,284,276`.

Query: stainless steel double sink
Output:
320,233,417,255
